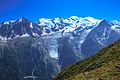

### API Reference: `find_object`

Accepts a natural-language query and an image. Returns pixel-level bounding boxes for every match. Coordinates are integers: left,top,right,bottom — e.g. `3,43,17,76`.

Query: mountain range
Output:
0,16,120,80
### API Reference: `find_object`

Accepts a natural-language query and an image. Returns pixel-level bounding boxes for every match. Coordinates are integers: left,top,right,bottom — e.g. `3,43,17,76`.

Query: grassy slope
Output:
54,39,120,80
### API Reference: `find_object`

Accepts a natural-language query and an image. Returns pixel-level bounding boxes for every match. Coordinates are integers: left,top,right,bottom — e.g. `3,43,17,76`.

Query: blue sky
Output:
0,0,120,22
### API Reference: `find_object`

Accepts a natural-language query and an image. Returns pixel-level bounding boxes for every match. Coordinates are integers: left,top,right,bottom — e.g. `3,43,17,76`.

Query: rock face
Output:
0,16,120,80
58,37,80,69
81,20,120,58
0,38,60,80
0,17,42,39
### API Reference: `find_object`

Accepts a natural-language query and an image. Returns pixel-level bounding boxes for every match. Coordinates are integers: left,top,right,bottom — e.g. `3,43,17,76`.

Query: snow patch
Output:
21,33,29,37
30,23,33,28
4,22,9,25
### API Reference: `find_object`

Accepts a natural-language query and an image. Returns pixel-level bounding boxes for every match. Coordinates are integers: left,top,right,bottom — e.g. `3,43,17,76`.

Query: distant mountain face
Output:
81,20,120,58
0,16,120,80
0,38,60,80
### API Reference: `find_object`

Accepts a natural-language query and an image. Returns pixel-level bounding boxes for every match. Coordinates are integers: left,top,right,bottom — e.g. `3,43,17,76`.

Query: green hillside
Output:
54,39,120,80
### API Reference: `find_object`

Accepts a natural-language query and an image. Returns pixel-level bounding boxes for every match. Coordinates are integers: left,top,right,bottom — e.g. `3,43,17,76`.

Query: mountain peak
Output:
18,17,29,22
97,19,111,27
101,19,107,22
99,19,108,24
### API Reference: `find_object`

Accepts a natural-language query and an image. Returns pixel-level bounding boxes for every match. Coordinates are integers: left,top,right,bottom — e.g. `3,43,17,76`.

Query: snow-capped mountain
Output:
38,16,101,36
0,16,120,62
0,16,120,80
81,20,120,58
0,17,42,40
0,16,100,39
